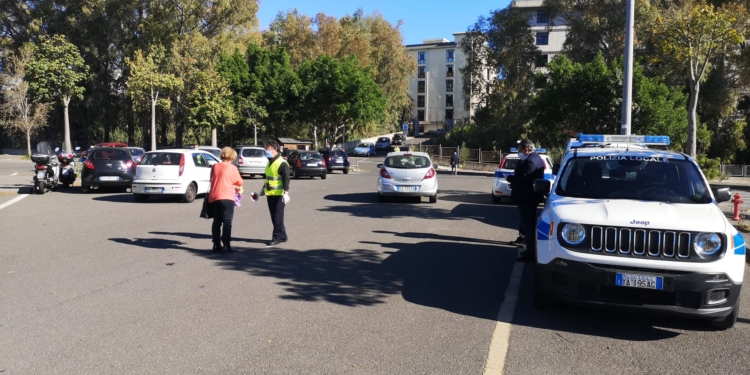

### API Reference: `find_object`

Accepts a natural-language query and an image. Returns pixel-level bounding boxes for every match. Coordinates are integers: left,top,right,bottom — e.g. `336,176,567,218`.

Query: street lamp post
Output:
620,0,635,136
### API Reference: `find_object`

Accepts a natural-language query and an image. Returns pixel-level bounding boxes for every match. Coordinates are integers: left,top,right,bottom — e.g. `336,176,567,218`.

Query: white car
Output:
533,134,743,330
377,151,438,203
492,149,555,203
132,149,219,203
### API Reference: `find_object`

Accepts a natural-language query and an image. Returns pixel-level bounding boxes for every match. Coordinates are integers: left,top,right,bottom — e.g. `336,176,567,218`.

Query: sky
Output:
256,0,512,45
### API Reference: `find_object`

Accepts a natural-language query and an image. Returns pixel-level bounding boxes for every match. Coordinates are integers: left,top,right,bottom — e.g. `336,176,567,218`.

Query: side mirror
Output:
712,187,731,203
534,179,552,195
376,164,384,169
552,163,561,176
433,164,438,170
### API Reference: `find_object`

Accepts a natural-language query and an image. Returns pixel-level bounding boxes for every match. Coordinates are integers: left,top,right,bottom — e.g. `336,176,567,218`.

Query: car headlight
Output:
693,233,722,256
561,223,586,245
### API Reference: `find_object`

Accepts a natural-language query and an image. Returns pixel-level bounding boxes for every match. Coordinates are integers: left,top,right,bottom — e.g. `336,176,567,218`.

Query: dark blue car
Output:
319,148,350,174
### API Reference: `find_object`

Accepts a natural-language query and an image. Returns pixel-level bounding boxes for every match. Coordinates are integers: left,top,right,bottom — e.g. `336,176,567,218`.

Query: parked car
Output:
131,149,219,203
288,151,327,179
377,152,438,203
392,134,404,145
435,129,445,136
233,146,268,178
81,147,137,193
375,137,391,150
491,148,555,204
319,148,350,174
352,142,376,157
281,148,293,160
126,147,146,164
185,145,221,159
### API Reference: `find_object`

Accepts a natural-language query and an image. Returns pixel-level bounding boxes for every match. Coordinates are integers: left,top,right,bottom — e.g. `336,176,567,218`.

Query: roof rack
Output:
565,134,670,153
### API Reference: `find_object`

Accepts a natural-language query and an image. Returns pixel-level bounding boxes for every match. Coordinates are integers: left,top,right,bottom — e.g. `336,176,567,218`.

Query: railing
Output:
722,164,745,177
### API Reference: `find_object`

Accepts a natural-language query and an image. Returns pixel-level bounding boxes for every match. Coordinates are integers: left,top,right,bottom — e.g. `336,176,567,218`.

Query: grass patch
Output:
20,154,31,160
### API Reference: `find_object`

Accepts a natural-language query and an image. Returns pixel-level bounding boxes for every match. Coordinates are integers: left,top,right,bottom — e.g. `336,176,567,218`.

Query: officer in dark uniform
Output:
259,140,290,248
506,140,546,262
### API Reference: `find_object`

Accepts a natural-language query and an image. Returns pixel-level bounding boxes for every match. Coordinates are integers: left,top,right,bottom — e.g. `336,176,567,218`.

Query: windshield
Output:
91,149,131,161
502,158,520,170
203,149,221,158
128,148,145,157
357,143,369,148
378,138,389,142
140,152,183,166
385,155,431,169
242,148,265,158
555,157,712,203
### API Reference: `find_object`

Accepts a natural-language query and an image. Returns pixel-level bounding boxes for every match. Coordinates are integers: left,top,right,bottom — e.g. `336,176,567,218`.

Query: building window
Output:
418,66,426,79
535,54,548,67
536,32,549,46
417,109,425,121
418,81,425,93
417,51,426,64
446,79,453,92
537,10,549,24
446,49,454,62
446,65,454,77
445,109,454,120
417,95,425,108
445,94,453,107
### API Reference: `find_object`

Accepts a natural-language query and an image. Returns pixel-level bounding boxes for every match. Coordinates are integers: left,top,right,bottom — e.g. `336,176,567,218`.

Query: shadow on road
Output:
91,193,199,203
150,231,267,244
0,184,33,194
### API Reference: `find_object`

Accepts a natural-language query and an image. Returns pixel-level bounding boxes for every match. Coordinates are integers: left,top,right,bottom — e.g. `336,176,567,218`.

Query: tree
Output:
1,45,50,156
186,70,236,147
25,34,88,153
647,0,749,157
126,46,183,150
296,55,386,145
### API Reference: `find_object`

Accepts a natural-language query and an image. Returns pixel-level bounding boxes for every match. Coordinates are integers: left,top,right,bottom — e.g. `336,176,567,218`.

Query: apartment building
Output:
405,33,472,133
514,0,568,67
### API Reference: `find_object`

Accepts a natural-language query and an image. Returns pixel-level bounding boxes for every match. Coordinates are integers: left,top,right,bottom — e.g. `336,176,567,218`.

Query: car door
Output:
191,152,212,193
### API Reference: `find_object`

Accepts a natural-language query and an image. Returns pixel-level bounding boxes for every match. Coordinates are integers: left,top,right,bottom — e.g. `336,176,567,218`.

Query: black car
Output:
392,133,404,145
81,147,136,193
288,151,327,179
319,148,350,174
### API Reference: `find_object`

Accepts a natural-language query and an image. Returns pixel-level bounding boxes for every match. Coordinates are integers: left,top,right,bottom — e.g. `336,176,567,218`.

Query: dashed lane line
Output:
10,172,17,176
483,248,524,375
0,194,29,211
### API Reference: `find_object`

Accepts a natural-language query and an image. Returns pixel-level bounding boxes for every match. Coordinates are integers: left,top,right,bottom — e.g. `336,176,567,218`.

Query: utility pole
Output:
620,0,635,135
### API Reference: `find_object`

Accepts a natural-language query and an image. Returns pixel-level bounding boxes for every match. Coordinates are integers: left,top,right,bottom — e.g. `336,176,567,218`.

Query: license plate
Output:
615,273,663,290
145,187,164,193
307,163,320,167
336,158,343,162
397,186,418,192
37,171,45,179
99,176,120,181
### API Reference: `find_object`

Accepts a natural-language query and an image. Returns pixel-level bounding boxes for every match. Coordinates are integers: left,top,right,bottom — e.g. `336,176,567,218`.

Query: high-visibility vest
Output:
394,146,400,152
264,157,287,196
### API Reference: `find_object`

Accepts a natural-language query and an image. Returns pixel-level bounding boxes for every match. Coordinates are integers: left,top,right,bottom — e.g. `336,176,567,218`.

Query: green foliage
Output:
696,154,724,181
187,70,237,140
126,46,183,109
25,35,89,104
459,142,470,163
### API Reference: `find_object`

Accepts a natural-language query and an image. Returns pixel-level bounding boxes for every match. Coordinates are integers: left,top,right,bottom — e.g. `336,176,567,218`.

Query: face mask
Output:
265,150,273,158
518,152,528,161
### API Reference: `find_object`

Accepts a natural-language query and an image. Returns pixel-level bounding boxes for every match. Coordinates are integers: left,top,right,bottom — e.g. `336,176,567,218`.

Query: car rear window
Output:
242,148,266,157
385,155,431,169
91,149,131,161
502,158,519,169
128,148,145,157
378,138,389,142
299,153,322,161
140,152,183,166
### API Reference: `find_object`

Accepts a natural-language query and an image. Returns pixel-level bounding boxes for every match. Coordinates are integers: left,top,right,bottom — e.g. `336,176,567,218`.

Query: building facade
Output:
405,33,472,133
514,0,569,67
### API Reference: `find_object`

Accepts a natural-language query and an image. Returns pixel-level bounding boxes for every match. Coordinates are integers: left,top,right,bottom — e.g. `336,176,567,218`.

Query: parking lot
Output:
1,156,749,374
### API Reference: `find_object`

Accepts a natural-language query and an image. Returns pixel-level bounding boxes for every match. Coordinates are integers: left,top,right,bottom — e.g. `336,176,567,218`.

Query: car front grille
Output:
590,226,691,259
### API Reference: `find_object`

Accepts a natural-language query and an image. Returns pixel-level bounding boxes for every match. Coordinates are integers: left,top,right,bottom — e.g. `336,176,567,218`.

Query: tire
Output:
709,301,739,330
62,182,69,189
429,195,437,204
343,168,349,175
36,181,45,195
327,168,333,173
182,183,197,203
533,265,559,309
321,172,327,180
492,194,501,204
81,184,90,194
250,174,255,178
133,193,149,203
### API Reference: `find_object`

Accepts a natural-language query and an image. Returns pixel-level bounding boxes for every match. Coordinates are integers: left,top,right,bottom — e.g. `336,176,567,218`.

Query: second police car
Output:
492,148,555,204
532,134,744,329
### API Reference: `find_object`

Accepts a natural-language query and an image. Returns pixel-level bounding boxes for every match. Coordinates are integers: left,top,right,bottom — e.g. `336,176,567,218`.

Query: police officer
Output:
506,140,546,262
259,140,290,248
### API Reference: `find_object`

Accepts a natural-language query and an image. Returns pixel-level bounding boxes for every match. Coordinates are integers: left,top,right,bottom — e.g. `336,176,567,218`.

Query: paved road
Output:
0,159,749,374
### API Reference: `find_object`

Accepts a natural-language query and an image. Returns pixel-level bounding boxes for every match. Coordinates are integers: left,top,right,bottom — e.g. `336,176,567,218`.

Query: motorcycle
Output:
57,147,79,188
30,143,80,194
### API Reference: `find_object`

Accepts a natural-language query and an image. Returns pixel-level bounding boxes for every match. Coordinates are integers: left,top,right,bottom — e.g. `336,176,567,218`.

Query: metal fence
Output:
722,164,745,177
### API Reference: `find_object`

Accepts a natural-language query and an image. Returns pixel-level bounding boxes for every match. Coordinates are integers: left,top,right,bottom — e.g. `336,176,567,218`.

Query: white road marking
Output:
0,194,29,211
10,172,17,176
483,248,524,375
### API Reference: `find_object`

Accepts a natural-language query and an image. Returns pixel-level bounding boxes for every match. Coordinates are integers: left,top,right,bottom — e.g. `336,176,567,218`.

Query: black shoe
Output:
223,244,236,252
266,240,281,248
211,244,222,252
515,251,535,262
280,238,288,243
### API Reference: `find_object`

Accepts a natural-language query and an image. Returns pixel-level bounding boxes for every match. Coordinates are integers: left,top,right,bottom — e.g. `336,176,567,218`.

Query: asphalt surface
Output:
1,155,749,374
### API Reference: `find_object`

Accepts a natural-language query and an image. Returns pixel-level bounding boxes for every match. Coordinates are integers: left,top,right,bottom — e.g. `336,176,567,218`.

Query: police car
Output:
491,148,555,204
532,134,744,329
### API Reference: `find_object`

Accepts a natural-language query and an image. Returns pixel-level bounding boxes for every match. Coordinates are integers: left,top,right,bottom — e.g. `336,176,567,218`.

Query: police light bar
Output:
510,148,518,152
510,147,546,153
577,134,670,146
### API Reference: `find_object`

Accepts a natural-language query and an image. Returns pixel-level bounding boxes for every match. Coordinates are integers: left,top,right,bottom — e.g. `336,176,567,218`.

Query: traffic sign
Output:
402,124,408,131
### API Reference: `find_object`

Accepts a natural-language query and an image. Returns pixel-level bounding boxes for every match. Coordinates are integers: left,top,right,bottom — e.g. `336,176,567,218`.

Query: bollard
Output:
731,193,743,221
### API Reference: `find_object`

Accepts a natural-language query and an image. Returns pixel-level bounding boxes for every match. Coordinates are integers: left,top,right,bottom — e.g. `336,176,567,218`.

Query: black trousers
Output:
267,195,287,241
211,199,234,247
517,204,539,253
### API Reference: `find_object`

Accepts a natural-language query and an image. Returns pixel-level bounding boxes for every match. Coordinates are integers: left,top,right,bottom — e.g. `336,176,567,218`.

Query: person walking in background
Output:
258,140,290,248
208,147,243,252
450,151,459,176
506,140,546,262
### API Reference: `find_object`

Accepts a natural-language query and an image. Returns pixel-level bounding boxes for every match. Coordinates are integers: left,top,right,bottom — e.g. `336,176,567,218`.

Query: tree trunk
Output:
211,126,217,147
687,81,699,157
63,97,72,154
26,130,31,156
151,99,157,151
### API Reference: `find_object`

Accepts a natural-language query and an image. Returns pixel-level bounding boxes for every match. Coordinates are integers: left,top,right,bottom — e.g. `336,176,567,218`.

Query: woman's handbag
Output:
200,195,213,219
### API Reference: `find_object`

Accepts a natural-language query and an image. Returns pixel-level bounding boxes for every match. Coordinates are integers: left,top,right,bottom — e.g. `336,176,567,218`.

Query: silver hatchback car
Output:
377,151,438,203
233,146,268,178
